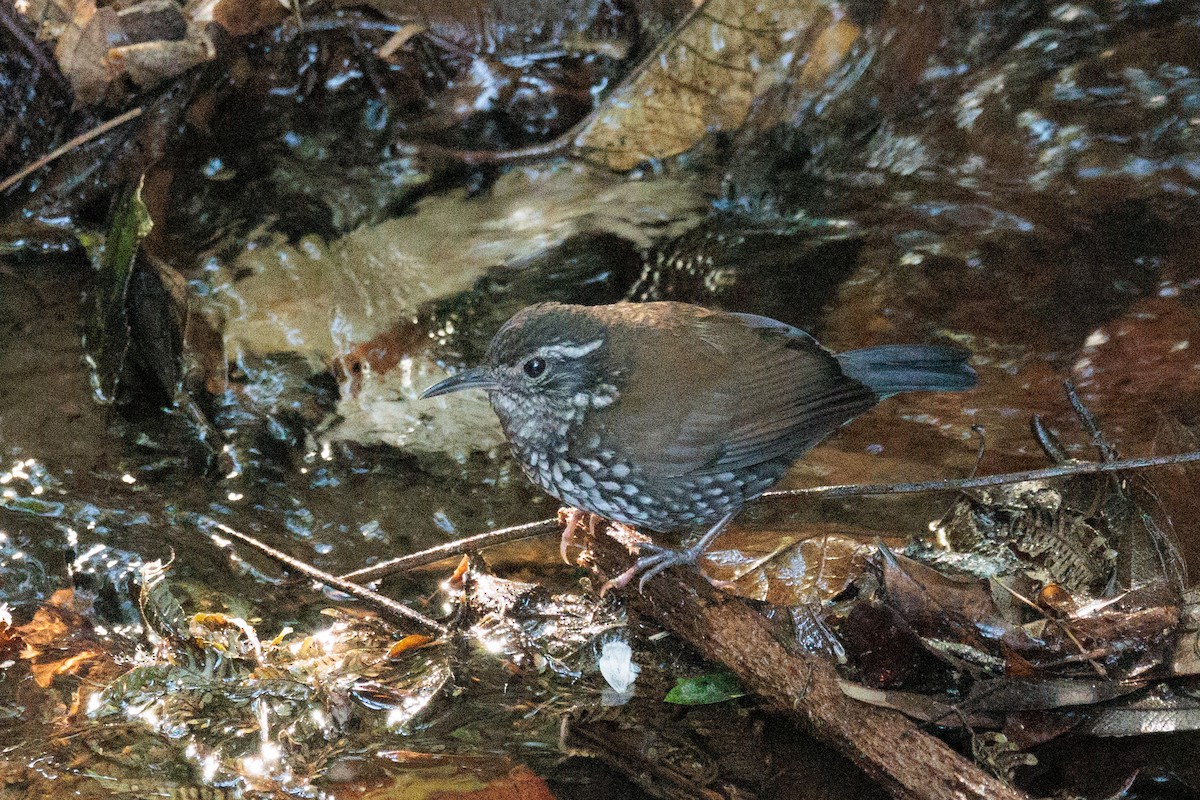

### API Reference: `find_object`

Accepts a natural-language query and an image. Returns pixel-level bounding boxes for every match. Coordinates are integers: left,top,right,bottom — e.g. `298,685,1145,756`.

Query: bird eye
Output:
523,357,547,378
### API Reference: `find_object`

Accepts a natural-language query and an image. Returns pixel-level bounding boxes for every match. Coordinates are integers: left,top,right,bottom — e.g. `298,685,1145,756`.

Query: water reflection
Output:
1,0,1199,795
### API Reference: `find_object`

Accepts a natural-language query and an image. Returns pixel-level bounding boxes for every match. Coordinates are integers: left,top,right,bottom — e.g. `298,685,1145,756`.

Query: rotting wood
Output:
585,525,1034,800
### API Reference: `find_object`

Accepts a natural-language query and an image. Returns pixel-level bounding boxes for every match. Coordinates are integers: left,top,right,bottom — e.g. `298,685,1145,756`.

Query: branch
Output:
0,107,142,194
761,449,1200,503
339,518,561,583
198,517,447,634
585,526,1033,800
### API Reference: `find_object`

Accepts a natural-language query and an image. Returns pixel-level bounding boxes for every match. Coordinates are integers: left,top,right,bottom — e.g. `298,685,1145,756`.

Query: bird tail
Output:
836,345,976,397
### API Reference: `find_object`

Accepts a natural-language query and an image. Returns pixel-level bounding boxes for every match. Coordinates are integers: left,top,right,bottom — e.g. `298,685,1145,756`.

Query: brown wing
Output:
585,304,877,479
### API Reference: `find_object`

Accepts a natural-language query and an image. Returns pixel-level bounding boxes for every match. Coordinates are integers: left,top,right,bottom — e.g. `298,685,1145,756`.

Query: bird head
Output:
420,303,618,449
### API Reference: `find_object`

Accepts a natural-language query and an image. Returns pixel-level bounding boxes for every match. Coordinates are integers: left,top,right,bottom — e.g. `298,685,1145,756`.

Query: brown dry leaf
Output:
705,523,882,605
18,0,78,45
109,29,216,88
54,0,128,104
370,753,556,800
38,0,215,103
209,0,287,37
572,0,862,170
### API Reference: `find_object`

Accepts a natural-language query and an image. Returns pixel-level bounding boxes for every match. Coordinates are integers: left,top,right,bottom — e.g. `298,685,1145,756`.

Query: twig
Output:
399,136,574,167
990,579,1107,679
762,450,1200,503
0,0,71,97
377,22,426,59
1065,380,1118,463
201,518,446,634
338,518,561,583
340,449,1200,583
0,106,142,194
1030,415,1069,463
968,424,987,478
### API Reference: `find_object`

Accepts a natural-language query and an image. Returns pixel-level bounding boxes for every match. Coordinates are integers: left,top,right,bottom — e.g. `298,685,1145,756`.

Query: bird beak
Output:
419,367,496,399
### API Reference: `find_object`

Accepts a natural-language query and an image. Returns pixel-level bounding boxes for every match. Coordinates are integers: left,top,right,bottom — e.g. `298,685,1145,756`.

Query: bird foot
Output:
556,507,601,564
600,542,704,596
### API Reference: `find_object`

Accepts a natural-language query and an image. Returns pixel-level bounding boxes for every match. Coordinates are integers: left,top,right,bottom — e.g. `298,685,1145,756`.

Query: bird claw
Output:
598,510,739,595
557,508,601,564
600,543,702,596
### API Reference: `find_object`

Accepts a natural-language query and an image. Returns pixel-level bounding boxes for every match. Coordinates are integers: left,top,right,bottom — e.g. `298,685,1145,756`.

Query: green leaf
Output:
83,177,153,404
664,672,746,705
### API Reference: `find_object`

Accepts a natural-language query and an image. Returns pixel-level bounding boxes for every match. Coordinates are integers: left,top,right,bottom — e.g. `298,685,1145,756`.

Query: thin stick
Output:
762,450,1200,502
339,449,1200,583
0,1,71,96
1065,380,1118,463
204,520,446,634
339,518,561,583
0,106,142,194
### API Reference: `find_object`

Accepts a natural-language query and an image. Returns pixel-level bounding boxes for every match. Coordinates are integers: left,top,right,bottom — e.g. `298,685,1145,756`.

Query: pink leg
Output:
556,508,601,564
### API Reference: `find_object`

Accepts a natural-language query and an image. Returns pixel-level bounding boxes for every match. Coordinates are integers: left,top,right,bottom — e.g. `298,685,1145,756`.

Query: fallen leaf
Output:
55,0,127,104
573,0,862,169
388,634,437,659
109,30,216,89
209,0,286,37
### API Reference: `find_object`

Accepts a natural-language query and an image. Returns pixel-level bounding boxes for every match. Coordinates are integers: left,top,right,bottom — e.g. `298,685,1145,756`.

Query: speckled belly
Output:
511,441,790,532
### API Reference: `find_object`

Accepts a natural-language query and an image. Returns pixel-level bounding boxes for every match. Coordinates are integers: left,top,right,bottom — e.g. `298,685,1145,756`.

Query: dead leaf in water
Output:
878,544,1013,661
705,523,882,605
572,0,863,169
370,753,555,800
28,650,100,688
14,589,110,689
54,0,126,104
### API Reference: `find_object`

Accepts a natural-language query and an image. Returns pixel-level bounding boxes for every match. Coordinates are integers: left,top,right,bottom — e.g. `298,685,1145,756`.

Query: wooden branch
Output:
339,518,560,583
0,107,142,194
201,519,447,634
585,527,1032,800
763,449,1200,503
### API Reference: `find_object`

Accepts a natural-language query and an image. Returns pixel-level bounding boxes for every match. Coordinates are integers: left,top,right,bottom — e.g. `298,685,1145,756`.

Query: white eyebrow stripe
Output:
537,340,604,359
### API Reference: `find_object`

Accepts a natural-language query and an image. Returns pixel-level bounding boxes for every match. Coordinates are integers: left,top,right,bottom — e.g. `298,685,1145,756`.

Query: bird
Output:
421,301,976,590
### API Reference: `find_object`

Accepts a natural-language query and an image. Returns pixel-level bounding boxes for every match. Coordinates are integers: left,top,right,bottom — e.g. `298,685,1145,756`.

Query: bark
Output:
585,526,1033,800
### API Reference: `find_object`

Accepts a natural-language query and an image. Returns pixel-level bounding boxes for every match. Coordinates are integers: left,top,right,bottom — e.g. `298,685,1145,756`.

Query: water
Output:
2,0,1200,796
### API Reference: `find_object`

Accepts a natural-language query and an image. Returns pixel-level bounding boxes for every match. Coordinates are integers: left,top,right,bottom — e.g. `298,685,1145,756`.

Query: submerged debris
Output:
931,481,1118,594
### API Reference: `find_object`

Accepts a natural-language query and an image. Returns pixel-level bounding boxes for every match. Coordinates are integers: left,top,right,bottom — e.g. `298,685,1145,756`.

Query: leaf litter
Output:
4,0,1200,795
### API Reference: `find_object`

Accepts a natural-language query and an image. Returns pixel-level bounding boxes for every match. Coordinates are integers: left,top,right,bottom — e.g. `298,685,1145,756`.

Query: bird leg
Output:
556,507,602,564
601,510,739,595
